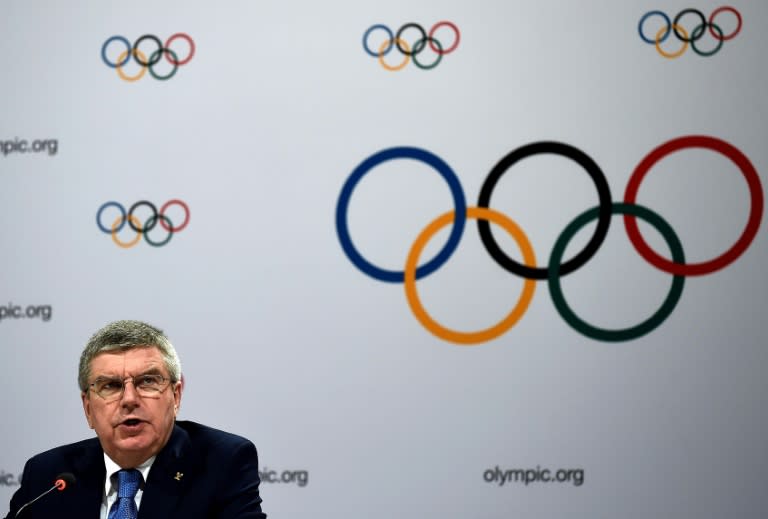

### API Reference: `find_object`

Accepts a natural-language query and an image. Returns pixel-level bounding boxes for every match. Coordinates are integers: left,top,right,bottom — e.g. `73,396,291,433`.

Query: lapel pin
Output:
174,472,184,481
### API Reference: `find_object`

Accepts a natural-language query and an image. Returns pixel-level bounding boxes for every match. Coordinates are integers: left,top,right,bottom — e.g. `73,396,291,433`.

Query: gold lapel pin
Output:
174,472,184,481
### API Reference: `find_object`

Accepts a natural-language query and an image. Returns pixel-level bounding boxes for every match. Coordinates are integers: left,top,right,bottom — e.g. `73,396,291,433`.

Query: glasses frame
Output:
87,373,174,401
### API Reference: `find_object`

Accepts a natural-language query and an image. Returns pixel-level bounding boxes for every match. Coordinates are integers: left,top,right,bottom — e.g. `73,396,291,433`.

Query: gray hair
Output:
78,320,182,392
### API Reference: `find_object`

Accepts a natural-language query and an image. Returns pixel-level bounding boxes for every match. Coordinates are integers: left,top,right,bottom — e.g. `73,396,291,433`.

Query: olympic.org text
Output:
2,468,308,487
1,138,58,156
0,470,21,486
259,468,308,487
0,304,52,323
484,466,584,487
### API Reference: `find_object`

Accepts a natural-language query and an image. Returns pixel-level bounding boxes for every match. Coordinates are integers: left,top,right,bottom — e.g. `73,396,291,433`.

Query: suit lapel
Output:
70,438,107,518
138,424,193,519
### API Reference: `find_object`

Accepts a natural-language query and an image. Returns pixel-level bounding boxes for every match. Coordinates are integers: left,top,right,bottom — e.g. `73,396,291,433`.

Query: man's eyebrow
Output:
91,373,121,381
92,367,164,379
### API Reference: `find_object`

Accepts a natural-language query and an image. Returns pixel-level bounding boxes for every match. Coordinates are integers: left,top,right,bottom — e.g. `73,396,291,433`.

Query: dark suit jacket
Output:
5,420,267,518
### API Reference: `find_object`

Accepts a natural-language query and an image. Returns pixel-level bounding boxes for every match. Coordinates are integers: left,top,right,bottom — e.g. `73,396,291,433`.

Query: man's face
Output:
81,346,182,468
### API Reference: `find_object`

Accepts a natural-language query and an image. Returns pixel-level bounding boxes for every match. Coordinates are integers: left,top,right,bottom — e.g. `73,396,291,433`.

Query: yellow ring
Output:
404,207,537,345
378,38,410,71
655,24,688,59
111,214,142,248
116,49,148,82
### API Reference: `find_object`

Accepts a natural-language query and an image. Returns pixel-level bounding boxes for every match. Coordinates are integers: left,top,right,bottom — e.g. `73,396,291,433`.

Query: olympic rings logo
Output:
362,22,460,71
101,33,195,81
96,200,190,248
335,136,763,344
638,7,741,58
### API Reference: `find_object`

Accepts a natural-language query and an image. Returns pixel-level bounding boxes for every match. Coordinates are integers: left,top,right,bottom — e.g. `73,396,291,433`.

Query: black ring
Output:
128,200,159,233
396,23,427,56
132,34,164,67
673,9,706,42
476,142,612,280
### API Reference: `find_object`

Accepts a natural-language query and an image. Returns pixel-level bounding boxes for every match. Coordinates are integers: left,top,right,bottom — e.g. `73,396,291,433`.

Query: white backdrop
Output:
1,1,767,518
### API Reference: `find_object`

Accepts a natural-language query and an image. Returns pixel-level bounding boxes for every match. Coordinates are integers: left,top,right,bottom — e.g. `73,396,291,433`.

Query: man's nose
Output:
120,379,140,404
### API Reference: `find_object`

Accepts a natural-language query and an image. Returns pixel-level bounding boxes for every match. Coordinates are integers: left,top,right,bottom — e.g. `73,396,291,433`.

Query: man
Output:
5,320,267,518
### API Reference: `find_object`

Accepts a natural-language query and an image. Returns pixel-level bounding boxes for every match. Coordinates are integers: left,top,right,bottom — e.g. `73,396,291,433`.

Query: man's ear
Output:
173,378,183,415
82,391,94,429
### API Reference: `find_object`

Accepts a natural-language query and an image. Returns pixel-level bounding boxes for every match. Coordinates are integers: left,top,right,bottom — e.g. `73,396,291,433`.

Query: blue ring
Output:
101,36,132,68
96,201,126,234
363,24,394,58
336,147,466,283
638,11,671,44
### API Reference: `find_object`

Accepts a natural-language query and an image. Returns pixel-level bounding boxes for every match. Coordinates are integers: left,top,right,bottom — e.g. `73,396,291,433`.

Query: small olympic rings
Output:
363,21,460,71
96,199,190,248
101,33,195,81
336,137,763,344
638,7,741,58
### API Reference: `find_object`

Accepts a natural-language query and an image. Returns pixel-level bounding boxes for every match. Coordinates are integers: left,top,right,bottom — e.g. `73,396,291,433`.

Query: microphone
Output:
14,472,76,518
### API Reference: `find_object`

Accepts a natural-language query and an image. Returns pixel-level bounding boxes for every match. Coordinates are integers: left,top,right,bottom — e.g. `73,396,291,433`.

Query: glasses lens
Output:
94,378,123,399
135,374,166,394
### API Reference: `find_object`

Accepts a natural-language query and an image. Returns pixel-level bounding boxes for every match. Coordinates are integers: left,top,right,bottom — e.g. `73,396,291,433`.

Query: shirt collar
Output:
104,453,156,498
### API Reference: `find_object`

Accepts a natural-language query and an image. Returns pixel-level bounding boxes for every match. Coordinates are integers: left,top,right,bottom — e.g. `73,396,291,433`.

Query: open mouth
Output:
122,419,142,427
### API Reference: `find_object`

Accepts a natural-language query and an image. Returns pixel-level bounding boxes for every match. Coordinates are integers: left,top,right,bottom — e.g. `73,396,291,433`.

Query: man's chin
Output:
113,426,156,452
101,434,158,467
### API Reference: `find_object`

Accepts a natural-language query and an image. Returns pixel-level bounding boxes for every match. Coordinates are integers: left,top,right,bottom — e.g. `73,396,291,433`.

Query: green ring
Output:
411,37,443,70
143,214,174,247
548,203,685,342
148,48,179,81
690,22,724,57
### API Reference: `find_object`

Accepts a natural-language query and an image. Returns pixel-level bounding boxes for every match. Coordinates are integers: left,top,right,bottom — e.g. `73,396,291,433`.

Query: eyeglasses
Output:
88,374,173,401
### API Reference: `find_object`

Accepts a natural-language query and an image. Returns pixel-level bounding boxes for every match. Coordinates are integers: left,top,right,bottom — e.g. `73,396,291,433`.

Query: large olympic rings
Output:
624,136,762,276
335,137,763,344
363,22,460,71
638,7,741,58
96,200,190,248
550,203,685,342
101,33,195,81
405,207,537,344
477,142,612,280
336,147,466,282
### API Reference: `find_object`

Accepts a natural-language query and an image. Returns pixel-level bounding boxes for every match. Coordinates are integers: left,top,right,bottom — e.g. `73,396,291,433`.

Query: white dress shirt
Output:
100,454,156,519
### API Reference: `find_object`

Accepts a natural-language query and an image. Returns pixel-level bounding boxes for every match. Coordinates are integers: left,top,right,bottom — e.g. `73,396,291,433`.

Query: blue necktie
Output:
108,469,142,519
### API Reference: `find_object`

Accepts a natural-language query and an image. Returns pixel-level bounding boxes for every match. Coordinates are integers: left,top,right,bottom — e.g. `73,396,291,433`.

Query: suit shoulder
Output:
27,437,100,465
175,420,254,450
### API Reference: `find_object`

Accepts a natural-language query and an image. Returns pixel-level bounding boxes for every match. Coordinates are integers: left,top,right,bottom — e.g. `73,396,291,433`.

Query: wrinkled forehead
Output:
89,345,167,377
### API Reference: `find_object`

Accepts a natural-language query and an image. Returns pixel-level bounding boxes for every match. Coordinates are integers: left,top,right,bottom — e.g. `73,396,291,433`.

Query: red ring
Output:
159,199,190,232
164,33,195,65
428,21,460,55
709,6,742,41
623,135,763,276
